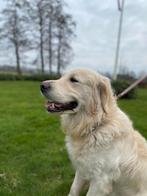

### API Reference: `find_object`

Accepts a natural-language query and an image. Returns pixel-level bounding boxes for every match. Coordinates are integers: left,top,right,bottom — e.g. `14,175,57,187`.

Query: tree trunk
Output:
40,34,44,74
39,14,45,74
57,44,61,75
48,19,52,74
13,7,21,76
15,45,21,76
57,30,62,75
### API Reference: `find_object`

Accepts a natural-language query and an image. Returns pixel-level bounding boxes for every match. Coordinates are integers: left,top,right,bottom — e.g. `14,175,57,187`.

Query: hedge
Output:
111,80,137,99
0,72,60,81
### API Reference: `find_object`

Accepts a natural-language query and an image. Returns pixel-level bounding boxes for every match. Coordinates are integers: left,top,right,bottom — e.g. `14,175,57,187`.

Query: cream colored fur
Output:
44,69,147,196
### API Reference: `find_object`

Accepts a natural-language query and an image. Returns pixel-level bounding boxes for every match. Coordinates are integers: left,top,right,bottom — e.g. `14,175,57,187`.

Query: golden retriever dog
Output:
40,69,147,196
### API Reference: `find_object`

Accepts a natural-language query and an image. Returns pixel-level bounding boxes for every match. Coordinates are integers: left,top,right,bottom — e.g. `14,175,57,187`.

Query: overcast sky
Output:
0,0,147,74
64,0,147,74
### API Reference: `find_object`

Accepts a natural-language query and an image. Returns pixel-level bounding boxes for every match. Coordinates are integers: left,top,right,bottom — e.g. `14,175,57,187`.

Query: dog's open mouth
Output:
46,101,78,113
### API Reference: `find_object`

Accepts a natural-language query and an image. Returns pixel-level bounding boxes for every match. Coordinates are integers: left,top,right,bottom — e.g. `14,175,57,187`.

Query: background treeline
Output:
0,0,146,100
0,0,76,76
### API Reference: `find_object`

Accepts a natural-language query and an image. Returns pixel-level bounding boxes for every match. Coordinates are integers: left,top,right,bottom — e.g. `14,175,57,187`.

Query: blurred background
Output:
0,0,146,195
0,0,146,79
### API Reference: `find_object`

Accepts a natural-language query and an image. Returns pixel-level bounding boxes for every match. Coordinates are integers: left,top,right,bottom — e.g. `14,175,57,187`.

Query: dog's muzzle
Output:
40,81,78,113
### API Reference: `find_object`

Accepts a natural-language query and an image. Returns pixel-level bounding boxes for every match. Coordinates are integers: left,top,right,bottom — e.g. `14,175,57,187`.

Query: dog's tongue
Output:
54,103,64,109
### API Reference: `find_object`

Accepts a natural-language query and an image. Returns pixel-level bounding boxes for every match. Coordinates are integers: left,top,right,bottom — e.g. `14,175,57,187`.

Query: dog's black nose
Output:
40,81,51,93
40,84,47,92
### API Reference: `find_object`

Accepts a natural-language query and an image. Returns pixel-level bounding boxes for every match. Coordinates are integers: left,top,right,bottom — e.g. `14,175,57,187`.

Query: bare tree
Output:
29,0,75,75
0,0,76,75
43,0,57,74
48,4,54,74
0,0,30,76
27,0,47,74
28,0,57,74
56,13,76,75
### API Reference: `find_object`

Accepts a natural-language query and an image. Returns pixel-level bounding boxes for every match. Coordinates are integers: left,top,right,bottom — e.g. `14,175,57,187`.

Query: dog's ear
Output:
98,76,113,114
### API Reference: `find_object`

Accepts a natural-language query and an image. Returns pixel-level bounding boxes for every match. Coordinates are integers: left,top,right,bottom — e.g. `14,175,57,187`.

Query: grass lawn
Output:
0,81,146,196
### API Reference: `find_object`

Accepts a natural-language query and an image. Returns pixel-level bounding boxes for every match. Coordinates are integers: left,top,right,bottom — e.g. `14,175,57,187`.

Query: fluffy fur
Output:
42,69,147,196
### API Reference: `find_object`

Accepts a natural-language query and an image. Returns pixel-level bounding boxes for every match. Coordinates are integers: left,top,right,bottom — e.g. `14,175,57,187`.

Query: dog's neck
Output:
61,96,119,139
61,108,111,139
61,107,129,149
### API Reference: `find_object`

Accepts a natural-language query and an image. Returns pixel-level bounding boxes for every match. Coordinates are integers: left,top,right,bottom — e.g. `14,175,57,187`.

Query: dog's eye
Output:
70,77,79,83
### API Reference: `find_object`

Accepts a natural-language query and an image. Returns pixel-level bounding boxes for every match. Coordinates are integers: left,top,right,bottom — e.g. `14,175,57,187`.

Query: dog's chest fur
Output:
65,135,143,196
65,135,120,180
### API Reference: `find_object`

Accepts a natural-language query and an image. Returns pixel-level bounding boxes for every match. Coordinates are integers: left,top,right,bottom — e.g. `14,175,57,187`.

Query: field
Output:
0,81,146,196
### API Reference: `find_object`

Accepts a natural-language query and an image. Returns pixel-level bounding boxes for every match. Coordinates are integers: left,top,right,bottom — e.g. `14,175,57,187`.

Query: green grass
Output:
0,81,146,196
118,89,147,138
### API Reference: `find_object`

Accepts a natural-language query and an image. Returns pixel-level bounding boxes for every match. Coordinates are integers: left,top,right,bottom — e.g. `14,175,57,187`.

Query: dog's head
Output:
41,69,114,116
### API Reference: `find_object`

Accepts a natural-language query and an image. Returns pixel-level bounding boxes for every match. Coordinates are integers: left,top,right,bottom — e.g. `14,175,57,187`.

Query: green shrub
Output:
0,72,60,81
22,73,60,81
111,80,137,99
0,72,22,80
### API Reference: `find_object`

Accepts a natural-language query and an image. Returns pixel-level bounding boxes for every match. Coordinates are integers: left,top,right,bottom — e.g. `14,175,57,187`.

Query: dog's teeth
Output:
52,103,56,109
50,103,53,109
